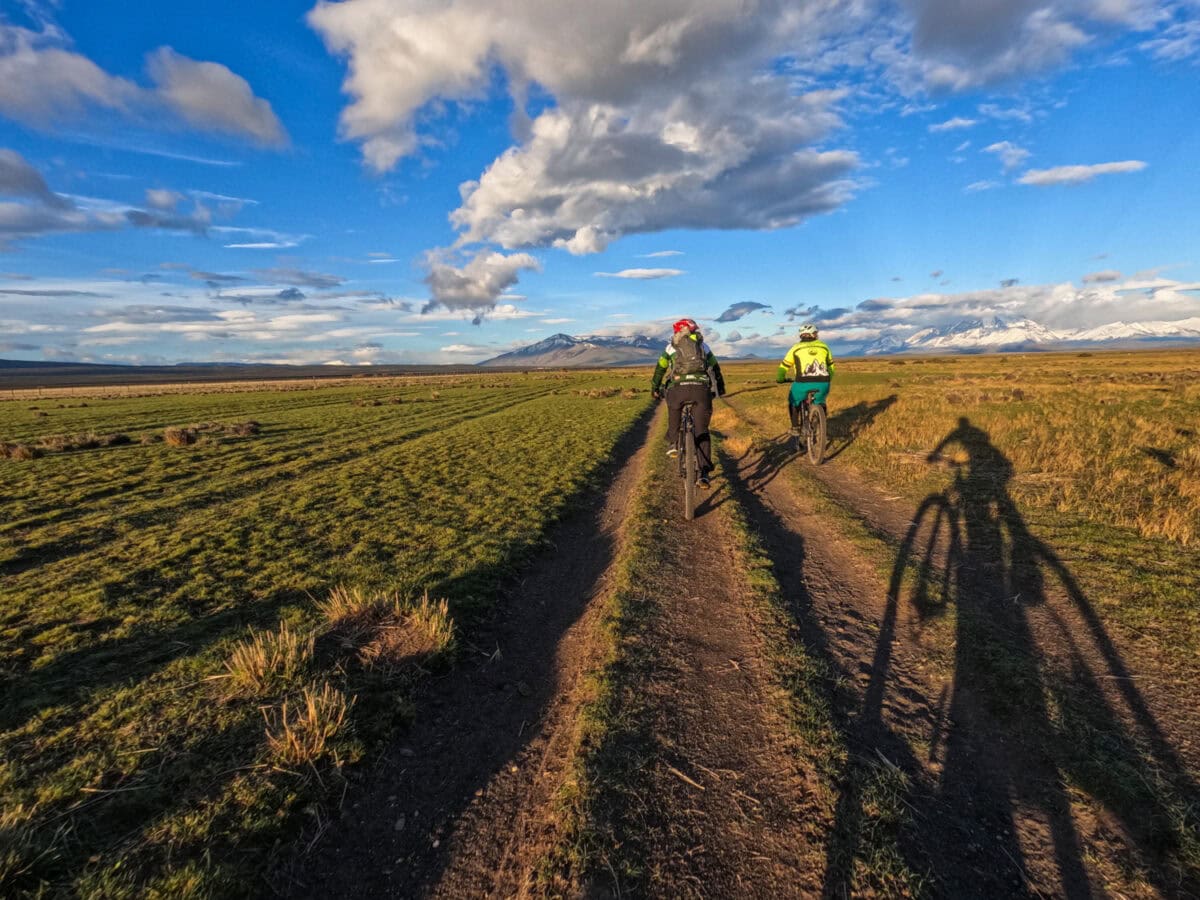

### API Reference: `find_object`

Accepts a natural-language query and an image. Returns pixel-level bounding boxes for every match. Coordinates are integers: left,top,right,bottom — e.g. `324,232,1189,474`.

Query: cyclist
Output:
777,323,834,436
651,318,726,489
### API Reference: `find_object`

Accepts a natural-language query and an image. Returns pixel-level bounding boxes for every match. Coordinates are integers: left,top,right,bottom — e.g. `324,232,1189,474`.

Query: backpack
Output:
671,333,708,379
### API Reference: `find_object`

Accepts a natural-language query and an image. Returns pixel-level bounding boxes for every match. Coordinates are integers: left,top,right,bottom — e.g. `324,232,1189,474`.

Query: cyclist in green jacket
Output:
777,323,834,436
651,318,726,489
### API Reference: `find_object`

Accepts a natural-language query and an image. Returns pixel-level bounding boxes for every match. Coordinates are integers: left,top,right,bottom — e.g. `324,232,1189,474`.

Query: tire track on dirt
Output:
578,427,828,898
286,405,658,899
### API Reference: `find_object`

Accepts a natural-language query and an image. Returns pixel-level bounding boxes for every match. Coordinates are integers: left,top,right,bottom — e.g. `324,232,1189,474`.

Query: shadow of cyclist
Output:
856,417,1199,897
823,394,898,462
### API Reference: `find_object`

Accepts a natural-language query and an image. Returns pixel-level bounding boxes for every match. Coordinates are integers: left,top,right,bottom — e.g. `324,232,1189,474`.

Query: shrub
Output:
223,623,314,699
264,682,353,768
3,443,41,460
226,420,261,437
163,426,197,447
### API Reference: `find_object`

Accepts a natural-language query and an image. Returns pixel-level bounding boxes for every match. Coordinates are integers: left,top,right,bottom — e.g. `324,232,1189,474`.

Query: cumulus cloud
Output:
595,268,685,280
310,0,864,310
423,250,540,314
984,140,1031,172
1018,160,1147,185
715,301,772,322
0,17,286,145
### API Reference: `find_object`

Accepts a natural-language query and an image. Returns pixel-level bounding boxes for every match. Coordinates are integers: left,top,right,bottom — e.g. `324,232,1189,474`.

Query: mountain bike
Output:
676,400,699,520
791,390,827,465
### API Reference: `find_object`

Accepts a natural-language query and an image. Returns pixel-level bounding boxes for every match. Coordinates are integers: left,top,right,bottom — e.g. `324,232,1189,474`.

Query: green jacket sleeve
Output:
776,364,790,383
650,353,670,391
826,349,836,377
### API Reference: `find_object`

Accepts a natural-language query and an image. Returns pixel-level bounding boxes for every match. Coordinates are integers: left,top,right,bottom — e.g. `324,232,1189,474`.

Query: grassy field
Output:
0,371,651,896
722,349,1200,893
725,349,1200,651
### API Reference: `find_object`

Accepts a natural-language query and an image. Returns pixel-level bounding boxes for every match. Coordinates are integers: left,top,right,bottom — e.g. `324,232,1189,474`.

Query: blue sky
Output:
1,0,1198,364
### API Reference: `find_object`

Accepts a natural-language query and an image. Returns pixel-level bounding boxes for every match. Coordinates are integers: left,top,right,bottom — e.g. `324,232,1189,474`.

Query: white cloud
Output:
984,140,1032,172
640,250,684,258
1018,160,1147,185
965,180,1001,192
423,250,540,314
929,116,977,132
0,18,285,145
146,48,287,147
594,268,685,280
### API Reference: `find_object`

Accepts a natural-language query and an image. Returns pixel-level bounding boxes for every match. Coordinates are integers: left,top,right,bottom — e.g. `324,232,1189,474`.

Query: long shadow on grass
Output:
854,417,1200,897
716,438,939,895
0,587,306,734
822,394,897,463
285,403,658,898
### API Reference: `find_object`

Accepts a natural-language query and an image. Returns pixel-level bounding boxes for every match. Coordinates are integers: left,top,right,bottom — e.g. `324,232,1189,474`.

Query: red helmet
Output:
673,318,698,334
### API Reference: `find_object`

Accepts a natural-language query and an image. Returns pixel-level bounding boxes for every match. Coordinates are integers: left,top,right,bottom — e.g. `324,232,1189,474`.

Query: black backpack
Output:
671,333,708,378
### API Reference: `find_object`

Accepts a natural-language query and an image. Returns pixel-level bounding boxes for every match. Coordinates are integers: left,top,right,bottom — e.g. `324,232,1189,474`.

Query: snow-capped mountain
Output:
479,333,663,367
861,315,1200,355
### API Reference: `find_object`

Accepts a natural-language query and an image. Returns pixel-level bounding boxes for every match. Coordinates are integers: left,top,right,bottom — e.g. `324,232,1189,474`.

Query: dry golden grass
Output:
358,594,456,673
728,351,1200,546
163,425,196,447
223,623,314,699
318,586,456,671
263,682,353,768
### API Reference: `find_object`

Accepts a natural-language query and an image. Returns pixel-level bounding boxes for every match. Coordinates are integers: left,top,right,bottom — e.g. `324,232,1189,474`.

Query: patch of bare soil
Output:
285,409,656,899
596,458,828,897
721,400,1200,898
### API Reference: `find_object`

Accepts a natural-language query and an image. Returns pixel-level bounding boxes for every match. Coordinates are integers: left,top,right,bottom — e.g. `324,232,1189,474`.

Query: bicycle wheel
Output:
806,403,827,465
683,428,697,520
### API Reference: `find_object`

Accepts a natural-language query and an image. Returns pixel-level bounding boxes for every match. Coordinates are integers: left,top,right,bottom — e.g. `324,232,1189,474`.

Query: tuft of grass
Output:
264,682,353,768
223,623,314,699
163,425,197,447
359,593,456,673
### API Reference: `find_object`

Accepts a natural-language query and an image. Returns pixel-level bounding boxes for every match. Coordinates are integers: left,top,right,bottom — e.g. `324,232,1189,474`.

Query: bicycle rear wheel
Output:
683,428,697,520
807,403,827,465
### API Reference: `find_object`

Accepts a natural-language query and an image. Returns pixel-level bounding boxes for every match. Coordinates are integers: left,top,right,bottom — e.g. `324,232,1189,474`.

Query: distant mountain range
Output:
478,333,664,367
860,316,1200,355
481,317,1200,367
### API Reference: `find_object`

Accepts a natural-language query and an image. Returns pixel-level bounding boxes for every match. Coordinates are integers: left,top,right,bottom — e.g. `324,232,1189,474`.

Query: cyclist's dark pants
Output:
666,382,713,473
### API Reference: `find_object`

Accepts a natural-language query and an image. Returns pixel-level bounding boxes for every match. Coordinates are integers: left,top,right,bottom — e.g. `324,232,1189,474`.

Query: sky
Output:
1,0,1198,365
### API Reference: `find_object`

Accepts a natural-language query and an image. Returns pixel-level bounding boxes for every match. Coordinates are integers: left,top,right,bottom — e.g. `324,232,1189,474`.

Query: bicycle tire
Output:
807,403,827,465
683,428,697,520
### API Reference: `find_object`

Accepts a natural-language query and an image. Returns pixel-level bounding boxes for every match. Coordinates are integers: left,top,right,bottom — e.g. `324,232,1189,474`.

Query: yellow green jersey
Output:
778,340,834,383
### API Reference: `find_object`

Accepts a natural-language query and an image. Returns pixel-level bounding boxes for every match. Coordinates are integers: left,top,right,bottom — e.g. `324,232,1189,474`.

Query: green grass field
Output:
0,371,650,896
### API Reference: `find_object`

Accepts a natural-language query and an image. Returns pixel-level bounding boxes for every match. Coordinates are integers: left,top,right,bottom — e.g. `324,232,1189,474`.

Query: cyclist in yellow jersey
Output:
777,323,834,436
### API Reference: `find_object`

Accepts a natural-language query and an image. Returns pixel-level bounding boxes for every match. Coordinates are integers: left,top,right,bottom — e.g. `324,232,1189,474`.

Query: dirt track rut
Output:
289,408,656,898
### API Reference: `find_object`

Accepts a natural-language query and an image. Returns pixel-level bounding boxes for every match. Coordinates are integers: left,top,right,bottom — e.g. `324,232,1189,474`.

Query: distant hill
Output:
479,333,664,367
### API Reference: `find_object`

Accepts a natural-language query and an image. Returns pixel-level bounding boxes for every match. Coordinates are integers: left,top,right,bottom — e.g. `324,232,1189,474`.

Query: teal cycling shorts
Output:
789,381,830,407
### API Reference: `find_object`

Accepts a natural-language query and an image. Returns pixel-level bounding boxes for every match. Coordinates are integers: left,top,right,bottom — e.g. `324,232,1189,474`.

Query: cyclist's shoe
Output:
666,447,679,458
697,474,711,489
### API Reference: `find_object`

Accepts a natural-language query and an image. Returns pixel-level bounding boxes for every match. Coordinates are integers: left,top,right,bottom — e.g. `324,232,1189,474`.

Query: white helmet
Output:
799,323,819,340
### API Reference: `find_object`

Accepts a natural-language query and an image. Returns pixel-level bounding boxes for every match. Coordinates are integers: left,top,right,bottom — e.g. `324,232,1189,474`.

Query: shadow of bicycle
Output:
829,416,1200,897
